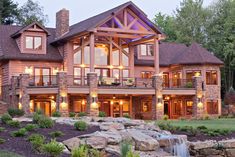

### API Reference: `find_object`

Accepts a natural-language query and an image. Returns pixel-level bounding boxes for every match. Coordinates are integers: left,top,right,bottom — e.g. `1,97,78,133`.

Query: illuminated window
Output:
84,46,90,64
113,69,120,78
73,100,86,112
74,50,81,64
186,71,201,80
140,44,153,56
186,100,193,115
112,50,119,66
141,71,153,79
122,53,129,66
25,36,42,50
123,70,129,78
206,71,217,85
95,45,108,65
74,68,81,85
142,101,151,112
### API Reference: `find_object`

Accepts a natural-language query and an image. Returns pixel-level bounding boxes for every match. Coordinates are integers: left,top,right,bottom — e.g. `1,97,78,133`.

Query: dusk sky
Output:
14,0,215,27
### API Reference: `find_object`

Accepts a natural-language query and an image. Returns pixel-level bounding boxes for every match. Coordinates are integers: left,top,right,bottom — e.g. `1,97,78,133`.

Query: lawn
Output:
0,150,23,157
156,118,235,131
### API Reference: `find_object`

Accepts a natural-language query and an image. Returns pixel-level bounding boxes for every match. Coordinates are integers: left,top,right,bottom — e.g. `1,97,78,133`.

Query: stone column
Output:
152,74,163,120
193,76,205,118
56,72,69,116
87,72,99,117
19,74,30,115
10,76,19,108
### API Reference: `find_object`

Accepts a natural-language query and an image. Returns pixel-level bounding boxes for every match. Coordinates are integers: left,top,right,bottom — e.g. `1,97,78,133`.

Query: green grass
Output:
156,118,235,131
0,150,23,157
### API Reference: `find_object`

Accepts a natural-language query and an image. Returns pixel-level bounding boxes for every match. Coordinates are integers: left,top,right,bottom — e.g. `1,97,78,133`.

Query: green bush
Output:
42,139,64,157
6,120,20,127
98,111,106,117
35,109,43,115
162,114,169,120
11,128,27,137
74,121,88,131
185,82,193,88
0,138,5,144
32,113,43,123
52,111,61,117
38,116,54,128
7,108,25,117
69,112,76,117
1,113,12,124
0,127,5,132
197,125,207,130
49,131,64,138
78,112,87,117
123,113,131,119
28,134,45,151
121,141,131,157
71,145,88,157
25,124,38,131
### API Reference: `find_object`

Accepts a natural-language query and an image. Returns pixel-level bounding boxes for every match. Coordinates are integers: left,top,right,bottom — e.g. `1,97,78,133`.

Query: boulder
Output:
100,122,124,131
97,131,122,145
127,129,159,151
137,150,172,157
85,136,107,150
63,137,81,151
105,145,121,156
226,149,235,157
188,140,217,150
219,139,235,148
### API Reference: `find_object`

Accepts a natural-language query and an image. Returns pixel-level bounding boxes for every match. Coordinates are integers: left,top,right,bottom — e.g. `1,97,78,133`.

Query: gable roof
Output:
11,22,51,38
52,1,163,44
135,42,223,66
0,25,62,62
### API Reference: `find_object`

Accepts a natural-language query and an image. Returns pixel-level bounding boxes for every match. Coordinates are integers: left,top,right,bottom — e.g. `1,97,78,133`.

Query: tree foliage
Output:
0,0,19,25
16,0,48,26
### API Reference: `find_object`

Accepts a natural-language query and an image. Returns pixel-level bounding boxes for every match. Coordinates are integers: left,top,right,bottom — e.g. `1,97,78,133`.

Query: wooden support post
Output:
129,46,135,77
154,38,159,74
90,33,95,72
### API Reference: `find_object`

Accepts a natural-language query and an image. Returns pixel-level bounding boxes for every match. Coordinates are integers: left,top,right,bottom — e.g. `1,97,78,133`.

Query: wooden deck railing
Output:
163,79,195,89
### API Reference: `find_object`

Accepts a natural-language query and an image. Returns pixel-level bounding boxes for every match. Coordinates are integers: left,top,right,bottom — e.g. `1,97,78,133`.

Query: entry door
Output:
164,101,170,117
34,101,51,116
99,101,110,117
35,68,51,86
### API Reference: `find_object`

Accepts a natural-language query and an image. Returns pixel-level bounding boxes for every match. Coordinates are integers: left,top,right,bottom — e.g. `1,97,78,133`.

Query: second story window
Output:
25,36,42,50
141,71,153,79
206,71,217,85
140,44,154,56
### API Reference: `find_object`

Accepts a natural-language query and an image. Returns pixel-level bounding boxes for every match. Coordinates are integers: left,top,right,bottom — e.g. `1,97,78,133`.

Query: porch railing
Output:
163,79,195,89
28,75,58,87
67,75,88,87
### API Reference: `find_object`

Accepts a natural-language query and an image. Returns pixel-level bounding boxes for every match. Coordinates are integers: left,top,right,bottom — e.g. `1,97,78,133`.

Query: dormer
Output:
11,22,50,54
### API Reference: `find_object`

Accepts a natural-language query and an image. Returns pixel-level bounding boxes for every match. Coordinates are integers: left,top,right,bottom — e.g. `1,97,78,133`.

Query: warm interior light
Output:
60,102,68,110
18,103,22,110
119,66,123,69
197,102,203,108
194,72,201,77
91,102,98,109
82,99,85,105
53,67,60,75
120,100,123,105
157,102,162,108
110,101,114,105
80,64,85,68
24,66,33,75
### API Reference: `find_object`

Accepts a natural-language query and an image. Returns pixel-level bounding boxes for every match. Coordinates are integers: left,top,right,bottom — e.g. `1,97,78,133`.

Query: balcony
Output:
163,79,195,89
28,75,58,87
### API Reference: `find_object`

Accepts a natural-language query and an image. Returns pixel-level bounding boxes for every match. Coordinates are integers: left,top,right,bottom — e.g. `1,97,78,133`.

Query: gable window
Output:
25,36,42,50
140,44,153,56
206,71,217,85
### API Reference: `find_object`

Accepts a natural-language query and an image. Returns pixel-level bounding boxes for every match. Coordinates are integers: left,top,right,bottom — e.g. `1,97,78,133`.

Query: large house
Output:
0,1,223,119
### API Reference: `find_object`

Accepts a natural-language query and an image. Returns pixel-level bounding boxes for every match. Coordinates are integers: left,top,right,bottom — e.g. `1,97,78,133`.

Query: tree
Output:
174,0,209,44
224,87,235,114
16,0,48,26
0,0,19,25
153,13,177,42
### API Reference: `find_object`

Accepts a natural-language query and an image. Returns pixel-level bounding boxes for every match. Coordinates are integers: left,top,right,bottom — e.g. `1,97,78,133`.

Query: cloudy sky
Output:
14,0,215,27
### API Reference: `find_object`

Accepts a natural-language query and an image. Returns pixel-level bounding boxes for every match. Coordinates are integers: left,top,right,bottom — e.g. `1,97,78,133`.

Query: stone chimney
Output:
56,8,69,38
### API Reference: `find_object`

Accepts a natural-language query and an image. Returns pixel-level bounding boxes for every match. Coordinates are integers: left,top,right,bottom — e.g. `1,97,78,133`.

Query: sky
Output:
14,0,215,27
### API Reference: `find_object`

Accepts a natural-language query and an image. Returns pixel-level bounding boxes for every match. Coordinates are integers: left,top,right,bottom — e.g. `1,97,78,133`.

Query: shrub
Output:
49,131,64,138
121,141,131,157
6,120,20,127
35,109,43,115
11,128,27,137
42,139,64,157
98,111,106,117
69,112,76,117
74,121,88,131
0,127,5,132
25,124,38,131
7,108,25,117
185,82,193,88
197,125,207,130
38,116,54,128
28,134,45,151
32,113,43,123
1,113,12,124
123,113,131,119
126,151,140,157
0,138,5,144
71,145,88,157
162,114,169,120
78,112,87,117
52,111,61,117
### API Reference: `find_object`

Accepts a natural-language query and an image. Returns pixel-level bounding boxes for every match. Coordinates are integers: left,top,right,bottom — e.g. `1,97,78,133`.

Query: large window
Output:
163,72,169,88
74,50,81,64
123,69,129,78
141,71,153,79
186,71,201,80
186,100,193,115
113,69,120,78
206,71,217,85
95,46,108,65
140,44,153,56
25,36,42,50
74,67,81,85
112,50,119,66
34,68,50,86
207,101,218,114
84,46,90,64
122,53,129,66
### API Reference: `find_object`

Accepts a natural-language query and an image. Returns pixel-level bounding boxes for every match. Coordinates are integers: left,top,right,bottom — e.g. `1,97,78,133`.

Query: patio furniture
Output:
125,78,135,87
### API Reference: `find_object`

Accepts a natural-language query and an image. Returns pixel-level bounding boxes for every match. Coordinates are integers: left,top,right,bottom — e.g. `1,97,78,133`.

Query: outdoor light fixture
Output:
110,100,114,105
18,103,22,110
157,95,162,104
91,92,97,98
120,100,123,105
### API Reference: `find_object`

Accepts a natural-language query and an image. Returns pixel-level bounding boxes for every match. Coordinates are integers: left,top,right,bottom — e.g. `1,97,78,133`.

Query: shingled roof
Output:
0,25,62,62
52,1,163,44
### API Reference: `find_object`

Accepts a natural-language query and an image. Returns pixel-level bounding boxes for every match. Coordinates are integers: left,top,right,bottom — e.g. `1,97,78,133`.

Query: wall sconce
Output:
60,102,68,110
24,66,33,75
157,95,162,104
197,97,203,108
120,100,123,105
109,65,113,69
110,100,114,105
91,92,97,98
18,103,22,110
157,102,162,108
82,99,85,105
91,102,98,109
53,67,60,75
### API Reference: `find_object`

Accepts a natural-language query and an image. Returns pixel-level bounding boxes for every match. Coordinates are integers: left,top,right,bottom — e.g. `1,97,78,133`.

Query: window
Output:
206,71,217,85
140,44,153,56
34,68,50,86
122,53,129,66
207,101,218,114
113,69,120,78
112,50,119,66
84,46,90,64
186,100,193,115
141,71,153,79
142,101,151,112
95,46,108,65
74,50,81,64
25,36,42,50
74,68,81,85
123,69,129,78
163,72,169,88
186,71,201,80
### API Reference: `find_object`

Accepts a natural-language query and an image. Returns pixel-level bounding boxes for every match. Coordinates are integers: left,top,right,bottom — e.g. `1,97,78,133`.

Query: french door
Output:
34,68,51,86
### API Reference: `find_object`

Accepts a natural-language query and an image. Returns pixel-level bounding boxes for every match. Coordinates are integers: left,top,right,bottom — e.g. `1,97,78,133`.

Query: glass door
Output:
35,68,51,86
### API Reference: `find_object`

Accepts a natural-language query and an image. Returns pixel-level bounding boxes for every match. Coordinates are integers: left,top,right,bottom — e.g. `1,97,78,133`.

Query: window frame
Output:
25,36,43,50
206,70,218,85
139,44,154,56
141,71,153,79
207,100,218,114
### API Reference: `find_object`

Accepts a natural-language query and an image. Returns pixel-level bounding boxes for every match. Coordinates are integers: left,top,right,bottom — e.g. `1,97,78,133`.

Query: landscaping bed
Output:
0,121,99,157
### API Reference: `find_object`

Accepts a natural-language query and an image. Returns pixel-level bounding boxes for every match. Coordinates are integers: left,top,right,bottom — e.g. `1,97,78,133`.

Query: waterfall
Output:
172,137,190,157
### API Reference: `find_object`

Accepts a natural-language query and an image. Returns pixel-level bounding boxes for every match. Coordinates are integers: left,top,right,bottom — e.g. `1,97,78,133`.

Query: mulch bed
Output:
0,122,100,157
171,130,235,142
